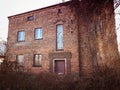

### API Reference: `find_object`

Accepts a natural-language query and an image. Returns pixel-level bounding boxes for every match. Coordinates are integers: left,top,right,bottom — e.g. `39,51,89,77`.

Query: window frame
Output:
33,54,42,67
34,28,43,40
16,55,24,66
56,24,64,51
17,31,25,42
27,16,34,21
57,9,62,14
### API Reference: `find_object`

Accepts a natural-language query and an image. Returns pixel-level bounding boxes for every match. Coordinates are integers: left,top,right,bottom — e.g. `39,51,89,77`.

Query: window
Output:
18,31,25,41
57,25,63,50
35,28,42,39
57,9,62,14
17,55,24,66
90,21,95,31
33,54,42,67
99,19,103,32
27,16,34,21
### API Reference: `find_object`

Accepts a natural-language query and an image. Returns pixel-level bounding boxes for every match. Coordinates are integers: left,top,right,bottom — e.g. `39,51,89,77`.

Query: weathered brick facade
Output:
7,2,79,74
7,0,119,75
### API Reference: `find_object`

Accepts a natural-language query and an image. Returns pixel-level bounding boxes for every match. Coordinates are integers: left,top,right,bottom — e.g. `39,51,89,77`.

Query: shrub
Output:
0,61,120,90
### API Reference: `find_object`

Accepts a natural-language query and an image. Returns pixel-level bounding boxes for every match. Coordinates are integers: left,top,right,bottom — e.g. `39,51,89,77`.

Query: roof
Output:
8,1,71,18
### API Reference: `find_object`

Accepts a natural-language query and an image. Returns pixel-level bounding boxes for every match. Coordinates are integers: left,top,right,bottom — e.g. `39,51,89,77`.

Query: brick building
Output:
7,0,119,75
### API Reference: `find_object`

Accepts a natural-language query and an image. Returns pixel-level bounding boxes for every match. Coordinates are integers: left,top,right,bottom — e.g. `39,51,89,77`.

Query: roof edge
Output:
8,1,71,18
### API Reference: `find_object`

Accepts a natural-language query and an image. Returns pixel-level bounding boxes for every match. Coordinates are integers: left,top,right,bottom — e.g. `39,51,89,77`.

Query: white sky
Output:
0,0,69,41
115,6,120,51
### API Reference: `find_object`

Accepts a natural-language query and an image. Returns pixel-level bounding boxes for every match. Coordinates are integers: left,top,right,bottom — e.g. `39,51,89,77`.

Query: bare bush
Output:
0,61,120,90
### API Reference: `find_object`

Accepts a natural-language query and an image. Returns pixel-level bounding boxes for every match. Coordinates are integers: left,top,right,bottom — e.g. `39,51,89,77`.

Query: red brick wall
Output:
7,3,79,74
71,0,119,74
7,0,119,75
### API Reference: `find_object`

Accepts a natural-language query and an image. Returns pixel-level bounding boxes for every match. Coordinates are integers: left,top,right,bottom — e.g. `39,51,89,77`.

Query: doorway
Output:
54,60,65,75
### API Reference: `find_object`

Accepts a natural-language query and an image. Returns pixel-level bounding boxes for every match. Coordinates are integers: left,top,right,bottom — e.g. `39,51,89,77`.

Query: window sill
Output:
35,38,43,40
17,40,25,42
56,49,64,51
33,65,42,67
17,65,24,67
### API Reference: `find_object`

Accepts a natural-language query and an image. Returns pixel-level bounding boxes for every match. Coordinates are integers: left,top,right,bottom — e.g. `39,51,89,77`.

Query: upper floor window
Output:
56,25,63,50
57,9,62,14
17,55,24,66
27,16,34,21
35,28,42,40
17,31,25,41
33,54,42,67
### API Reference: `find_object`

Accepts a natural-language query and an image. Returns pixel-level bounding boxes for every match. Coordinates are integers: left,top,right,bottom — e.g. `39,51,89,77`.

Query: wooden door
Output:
54,60,65,75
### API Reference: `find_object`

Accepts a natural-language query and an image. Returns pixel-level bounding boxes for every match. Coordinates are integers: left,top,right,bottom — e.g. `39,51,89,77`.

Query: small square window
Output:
58,9,62,14
17,55,24,66
33,54,42,67
27,16,34,21
35,28,42,40
17,31,25,42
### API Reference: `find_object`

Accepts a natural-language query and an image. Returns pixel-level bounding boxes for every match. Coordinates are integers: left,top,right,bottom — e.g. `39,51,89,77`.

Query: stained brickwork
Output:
7,0,119,75
7,2,79,74
71,0,119,74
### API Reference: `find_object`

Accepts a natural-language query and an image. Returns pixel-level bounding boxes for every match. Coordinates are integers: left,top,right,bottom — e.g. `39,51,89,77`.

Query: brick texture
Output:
7,0,119,75
7,2,79,74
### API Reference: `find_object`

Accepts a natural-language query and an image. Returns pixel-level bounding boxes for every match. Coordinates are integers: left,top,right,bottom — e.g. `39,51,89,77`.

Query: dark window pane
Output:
27,16,34,21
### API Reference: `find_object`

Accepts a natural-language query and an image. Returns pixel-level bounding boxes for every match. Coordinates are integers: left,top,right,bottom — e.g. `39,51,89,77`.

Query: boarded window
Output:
99,19,103,32
35,28,42,39
33,54,42,67
57,25,63,50
18,31,25,41
17,55,24,66
90,21,95,31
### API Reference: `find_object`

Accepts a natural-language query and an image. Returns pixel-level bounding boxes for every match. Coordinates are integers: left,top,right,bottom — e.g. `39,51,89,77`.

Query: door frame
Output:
53,58,67,74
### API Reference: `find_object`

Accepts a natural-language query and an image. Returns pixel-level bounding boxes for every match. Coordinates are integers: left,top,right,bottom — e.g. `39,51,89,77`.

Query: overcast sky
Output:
115,6,120,51
0,0,69,41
